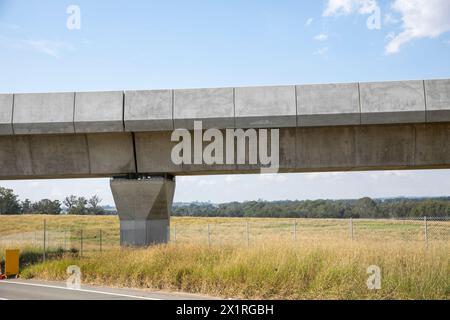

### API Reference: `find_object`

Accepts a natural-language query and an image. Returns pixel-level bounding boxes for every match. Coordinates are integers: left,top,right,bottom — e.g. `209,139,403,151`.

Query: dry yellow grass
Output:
1,215,447,248
17,241,450,299
1,215,449,299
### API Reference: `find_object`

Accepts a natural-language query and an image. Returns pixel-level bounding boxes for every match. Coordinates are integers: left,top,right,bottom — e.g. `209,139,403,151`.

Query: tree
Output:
0,187,21,214
31,199,62,215
65,196,87,215
21,199,33,214
63,195,77,212
88,195,104,215
64,195,105,215
353,197,378,218
71,197,88,215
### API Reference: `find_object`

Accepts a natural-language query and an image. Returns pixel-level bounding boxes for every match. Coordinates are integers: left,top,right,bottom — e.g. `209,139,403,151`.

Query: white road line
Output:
0,281,160,300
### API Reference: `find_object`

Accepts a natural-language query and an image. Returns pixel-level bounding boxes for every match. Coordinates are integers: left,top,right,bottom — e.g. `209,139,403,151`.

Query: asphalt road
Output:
0,279,213,300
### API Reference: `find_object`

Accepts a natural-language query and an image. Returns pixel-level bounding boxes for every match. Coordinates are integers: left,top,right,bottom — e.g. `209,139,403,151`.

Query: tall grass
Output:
19,240,450,300
1,215,448,299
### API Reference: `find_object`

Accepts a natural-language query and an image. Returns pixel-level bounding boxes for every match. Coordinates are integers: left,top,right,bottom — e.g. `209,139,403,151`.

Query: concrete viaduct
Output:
1,79,449,246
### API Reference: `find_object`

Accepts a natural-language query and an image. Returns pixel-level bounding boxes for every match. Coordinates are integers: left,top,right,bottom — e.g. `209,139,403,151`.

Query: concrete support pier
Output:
110,175,175,246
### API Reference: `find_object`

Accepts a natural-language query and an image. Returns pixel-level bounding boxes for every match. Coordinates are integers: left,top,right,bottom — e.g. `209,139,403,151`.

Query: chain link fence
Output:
170,217,450,247
0,217,448,257
0,227,105,258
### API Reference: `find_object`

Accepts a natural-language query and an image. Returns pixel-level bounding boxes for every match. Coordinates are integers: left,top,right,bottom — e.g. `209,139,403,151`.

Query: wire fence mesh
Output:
0,217,448,256
168,217,450,246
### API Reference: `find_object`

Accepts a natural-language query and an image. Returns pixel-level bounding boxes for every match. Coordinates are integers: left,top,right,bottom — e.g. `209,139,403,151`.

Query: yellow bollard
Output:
5,249,20,277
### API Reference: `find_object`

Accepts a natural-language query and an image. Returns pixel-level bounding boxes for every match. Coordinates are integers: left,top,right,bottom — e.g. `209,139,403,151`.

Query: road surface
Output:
0,279,214,300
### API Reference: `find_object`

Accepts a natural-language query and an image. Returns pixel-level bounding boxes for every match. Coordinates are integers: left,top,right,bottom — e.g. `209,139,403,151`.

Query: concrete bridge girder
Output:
1,79,449,136
0,123,449,177
1,78,450,246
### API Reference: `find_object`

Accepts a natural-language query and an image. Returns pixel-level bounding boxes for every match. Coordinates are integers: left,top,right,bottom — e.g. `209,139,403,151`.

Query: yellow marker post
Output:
5,249,20,277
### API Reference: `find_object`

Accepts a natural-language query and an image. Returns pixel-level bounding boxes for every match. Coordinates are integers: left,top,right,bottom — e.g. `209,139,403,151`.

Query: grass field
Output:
1,214,448,248
0,215,449,299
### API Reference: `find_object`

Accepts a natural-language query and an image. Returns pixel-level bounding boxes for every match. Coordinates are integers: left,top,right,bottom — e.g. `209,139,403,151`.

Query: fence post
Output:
246,221,250,247
99,229,102,253
64,230,67,251
293,220,297,241
424,216,428,247
43,220,47,262
80,229,83,258
349,217,353,241
207,224,211,247
173,225,177,243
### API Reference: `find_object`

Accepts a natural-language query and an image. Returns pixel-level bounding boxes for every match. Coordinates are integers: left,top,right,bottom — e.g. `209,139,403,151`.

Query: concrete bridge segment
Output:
1,79,449,245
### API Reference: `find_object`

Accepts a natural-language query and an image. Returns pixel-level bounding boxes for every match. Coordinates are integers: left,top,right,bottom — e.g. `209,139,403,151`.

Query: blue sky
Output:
1,0,450,205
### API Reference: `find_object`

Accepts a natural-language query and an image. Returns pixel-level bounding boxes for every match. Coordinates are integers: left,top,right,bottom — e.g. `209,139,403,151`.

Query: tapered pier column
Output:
110,175,175,246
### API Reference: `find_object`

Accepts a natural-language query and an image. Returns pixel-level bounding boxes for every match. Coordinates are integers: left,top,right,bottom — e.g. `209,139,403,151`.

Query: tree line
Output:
172,197,450,218
1,186,449,218
0,187,109,215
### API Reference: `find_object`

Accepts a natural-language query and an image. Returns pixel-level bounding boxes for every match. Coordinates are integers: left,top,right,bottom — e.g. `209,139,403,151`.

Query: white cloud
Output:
323,0,450,54
323,0,378,16
384,13,399,25
258,174,288,183
314,33,328,41
306,18,314,26
225,176,241,183
178,176,216,186
198,179,215,186
50,188,64,198
0,36,74,58
303,172,342,181
385,0,450,54
369,171,413,180
177,176,199,183
313,47,329,55
20,39,74,58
